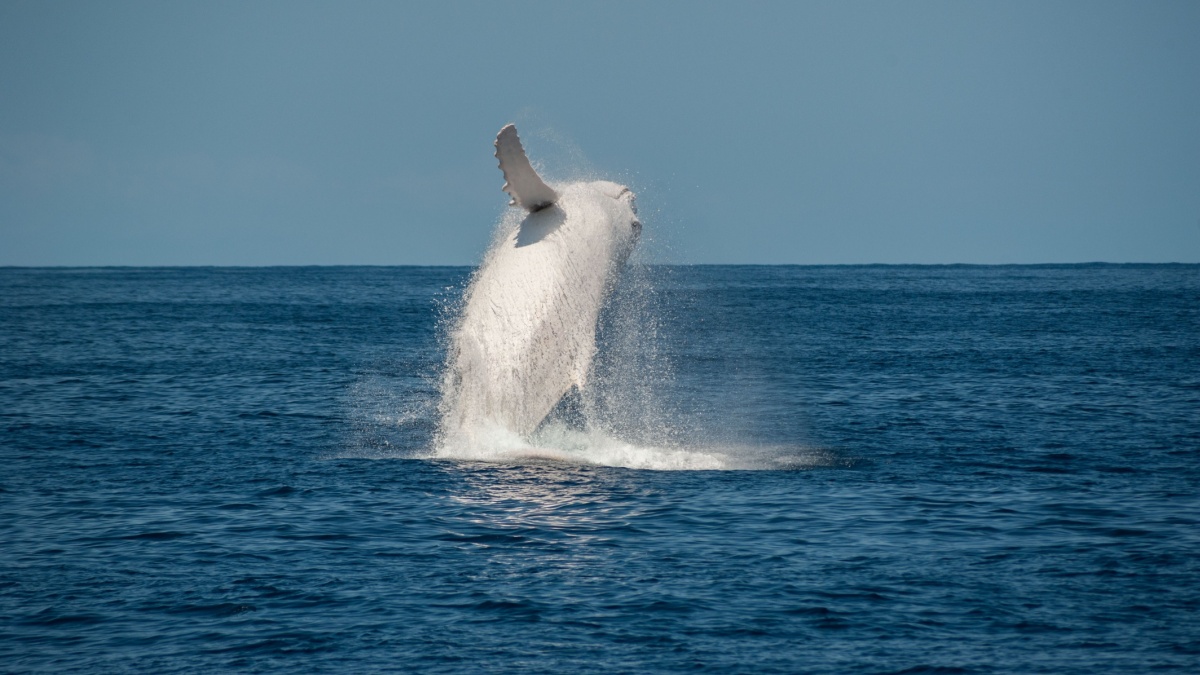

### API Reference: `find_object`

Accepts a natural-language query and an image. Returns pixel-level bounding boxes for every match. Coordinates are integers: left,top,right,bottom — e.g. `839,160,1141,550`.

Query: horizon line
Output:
3,261,1198,270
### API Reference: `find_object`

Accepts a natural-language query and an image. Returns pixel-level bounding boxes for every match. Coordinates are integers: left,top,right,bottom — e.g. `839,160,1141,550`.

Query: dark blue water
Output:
2,265,1198,673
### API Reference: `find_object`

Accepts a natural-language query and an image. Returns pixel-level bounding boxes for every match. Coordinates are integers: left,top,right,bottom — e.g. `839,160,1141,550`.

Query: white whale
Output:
438,124,641,447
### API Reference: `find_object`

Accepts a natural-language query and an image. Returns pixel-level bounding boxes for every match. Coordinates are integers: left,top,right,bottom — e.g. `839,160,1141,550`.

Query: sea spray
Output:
431,125,819,470
580,262,679,446
433,220,799,469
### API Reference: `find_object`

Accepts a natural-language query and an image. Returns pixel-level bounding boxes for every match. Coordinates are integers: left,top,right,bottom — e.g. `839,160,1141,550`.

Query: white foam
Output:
434,420,834,471
437,421,726,470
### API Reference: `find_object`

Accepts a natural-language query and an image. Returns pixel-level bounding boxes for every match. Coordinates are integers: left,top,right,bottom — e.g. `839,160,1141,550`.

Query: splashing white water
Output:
430,130,819,471
431,194,816,470
437,420,724,470
434,419,836,471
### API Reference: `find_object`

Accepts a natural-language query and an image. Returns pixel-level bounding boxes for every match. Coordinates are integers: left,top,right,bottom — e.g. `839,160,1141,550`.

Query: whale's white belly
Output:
442,184,633,439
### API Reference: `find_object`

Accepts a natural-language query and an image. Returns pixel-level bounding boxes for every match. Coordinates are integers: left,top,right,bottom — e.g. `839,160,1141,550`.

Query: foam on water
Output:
435,420,726,470
435,420,831,471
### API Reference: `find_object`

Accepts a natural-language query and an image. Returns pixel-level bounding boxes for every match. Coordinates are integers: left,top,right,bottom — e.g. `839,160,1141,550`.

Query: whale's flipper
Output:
495,124,558,212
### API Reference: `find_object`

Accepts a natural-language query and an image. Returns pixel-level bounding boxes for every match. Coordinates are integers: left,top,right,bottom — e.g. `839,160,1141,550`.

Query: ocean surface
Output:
2,264,1198,674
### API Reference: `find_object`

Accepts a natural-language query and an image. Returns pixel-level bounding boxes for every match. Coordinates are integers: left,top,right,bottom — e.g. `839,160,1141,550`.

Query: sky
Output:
2,0,1198,265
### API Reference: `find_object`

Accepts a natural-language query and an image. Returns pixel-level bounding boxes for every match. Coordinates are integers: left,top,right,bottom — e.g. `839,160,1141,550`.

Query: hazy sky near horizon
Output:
2,0,1198,265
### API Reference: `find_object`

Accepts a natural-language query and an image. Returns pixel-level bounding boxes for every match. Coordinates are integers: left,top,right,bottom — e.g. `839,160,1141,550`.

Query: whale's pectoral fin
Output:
495,124,559,212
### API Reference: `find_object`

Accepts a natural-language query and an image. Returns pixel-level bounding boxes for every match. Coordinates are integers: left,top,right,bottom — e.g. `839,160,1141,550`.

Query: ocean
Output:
1,264,1198,673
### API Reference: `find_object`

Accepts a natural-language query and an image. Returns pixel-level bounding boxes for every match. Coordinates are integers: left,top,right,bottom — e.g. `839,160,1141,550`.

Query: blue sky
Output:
2,0,1198,265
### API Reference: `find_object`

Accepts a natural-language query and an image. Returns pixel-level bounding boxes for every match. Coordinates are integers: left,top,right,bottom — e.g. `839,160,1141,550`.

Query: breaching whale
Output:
438,124,641,446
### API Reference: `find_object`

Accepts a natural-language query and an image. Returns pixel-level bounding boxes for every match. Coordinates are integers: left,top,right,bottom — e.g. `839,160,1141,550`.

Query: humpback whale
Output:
439,125,641,446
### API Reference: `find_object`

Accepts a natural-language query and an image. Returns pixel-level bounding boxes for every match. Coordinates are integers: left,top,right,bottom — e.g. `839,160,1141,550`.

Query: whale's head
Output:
592,180,642,243
584,180,641,260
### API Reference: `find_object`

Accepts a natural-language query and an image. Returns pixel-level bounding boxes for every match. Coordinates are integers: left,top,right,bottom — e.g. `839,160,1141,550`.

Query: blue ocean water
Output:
1,264,1198,673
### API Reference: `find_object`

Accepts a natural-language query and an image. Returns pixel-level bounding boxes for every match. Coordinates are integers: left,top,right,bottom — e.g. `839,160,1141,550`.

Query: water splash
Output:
431,202,818,470
428,128,814,470
434,419,836,471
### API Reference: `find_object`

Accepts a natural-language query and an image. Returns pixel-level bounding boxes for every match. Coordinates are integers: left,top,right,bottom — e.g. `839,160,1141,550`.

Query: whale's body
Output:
439,126,640,445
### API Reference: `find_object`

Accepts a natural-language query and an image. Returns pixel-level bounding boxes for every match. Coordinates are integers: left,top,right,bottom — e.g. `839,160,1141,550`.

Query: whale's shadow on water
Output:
514,206,566,247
